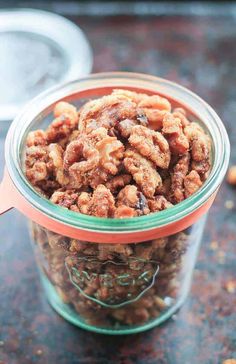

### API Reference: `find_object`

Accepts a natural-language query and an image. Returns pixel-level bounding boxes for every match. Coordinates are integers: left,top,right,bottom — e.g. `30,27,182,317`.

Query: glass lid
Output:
0,9,93,122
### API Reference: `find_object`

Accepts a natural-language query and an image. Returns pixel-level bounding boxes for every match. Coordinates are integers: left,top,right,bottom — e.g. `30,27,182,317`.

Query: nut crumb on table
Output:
227,165,236,186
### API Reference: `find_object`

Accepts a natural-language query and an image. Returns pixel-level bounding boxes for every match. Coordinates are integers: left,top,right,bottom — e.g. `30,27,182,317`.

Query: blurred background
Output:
0,2,236,364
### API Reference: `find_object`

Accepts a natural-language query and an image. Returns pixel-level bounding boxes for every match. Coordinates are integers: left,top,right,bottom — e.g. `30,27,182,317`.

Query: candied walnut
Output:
50,189,79,209
117,185,149,215
86,127,108,144
117,185,139,208
45,102,78,144
78,94,137,133
88,185,115,217
184,122,211,179
156,177,171,197
77,192,91,215
138,95,171,130
46,115,77,143
96,135,124,175
64,139,99,188
191,134,210,162
112,89,148,104
191,159,211,181
114,205,137,218
124,149,162,198
25,145,49,189
48,144,69,185
129,125,170,169
25,145,48,169
86,167,110,189
148,195,173,212
26,130,47,147
170,153,190,203
105,174,132,193
184,170,202,198
116,119,137,138
227,165,236,185
184,121,205,140
81,184,115,217
26,161,47,184
173,107,186,115
53,101,78,125
112,89,171,131
162,113,189,155
65,128,124,185
172,107,190,128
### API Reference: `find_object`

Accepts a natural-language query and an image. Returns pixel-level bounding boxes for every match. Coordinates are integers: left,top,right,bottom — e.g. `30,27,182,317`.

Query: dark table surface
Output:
0,3,236,364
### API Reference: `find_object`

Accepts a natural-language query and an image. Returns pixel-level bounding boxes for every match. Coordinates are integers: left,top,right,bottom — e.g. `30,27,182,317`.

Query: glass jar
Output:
0,73,230,335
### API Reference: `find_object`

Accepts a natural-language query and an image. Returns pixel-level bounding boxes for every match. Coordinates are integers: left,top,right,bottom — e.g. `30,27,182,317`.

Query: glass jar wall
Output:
30,216,206,334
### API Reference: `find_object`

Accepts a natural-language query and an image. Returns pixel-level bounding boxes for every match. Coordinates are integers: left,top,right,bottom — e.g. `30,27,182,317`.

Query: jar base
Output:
41,274,189,335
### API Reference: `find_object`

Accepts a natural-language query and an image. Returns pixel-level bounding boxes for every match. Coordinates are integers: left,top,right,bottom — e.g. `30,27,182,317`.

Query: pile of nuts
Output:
25,89,211,218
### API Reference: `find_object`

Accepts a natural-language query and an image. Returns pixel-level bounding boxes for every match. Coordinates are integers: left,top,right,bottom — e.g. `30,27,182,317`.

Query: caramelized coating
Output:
45,100,79,144
46,115,77,143
148,195,173,212
129,125,170,169
191,159,211,181
114,205,137,218
96,135,124,175
162,113,189,154
124,149,162,198
184,122,211,180
25,145,48,168
67,139,98,170
26,161,48,184
184,170,203,198
50,189,79,209
112,89,148,104
77,192,91,215
25,145,49,185
116,119,137,138
192,134,209,162
53,101,78,125
64,128,124,187
172,107,190,128
138,95,171,130
76,185,116,217
86,184,116,217
117,185,150,215
112,89,171,130
64,139,99,188
78,94,137,133
26,130,47,147
105,174,132,194
117,185,139,207
48,144,69,186
170,153,190,203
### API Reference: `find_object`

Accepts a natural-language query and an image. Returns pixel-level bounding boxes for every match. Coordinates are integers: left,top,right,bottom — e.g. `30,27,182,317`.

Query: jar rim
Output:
5,72,230,234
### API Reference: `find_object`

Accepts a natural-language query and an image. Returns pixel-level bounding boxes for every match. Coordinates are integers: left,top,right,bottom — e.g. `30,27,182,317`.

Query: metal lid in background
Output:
0,9,93,122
